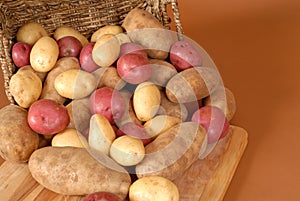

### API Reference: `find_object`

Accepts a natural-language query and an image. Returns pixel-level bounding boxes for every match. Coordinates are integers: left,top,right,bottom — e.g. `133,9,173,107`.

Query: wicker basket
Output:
0,0,183,105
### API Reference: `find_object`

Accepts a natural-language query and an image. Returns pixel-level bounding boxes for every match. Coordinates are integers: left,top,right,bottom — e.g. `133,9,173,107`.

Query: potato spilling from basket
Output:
0,8,237,201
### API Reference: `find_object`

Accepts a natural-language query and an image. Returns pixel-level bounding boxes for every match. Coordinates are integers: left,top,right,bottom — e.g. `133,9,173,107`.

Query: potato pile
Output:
0,8,237,201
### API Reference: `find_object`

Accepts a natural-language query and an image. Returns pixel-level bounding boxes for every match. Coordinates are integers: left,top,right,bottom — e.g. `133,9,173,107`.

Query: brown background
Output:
1,0,300,200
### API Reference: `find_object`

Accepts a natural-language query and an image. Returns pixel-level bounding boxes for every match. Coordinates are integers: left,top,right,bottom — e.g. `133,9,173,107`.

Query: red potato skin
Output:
12,42,32,68
57,36,82,58
191,106,229,144
81,192,121,201
119,42,148,58
90,87,126,124
117,53,152,84
170,40,203,71
27,99,70,135
80,42,100,73
117,122,152,145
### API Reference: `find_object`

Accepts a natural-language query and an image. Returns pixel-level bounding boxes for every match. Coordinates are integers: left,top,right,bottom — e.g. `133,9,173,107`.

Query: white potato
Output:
92,34,120,67
144,115,181,138
54,26,88,47
16,22,48,45
52,128,87,148
129,176,179,201
133,82,161,121
89,114,116,155
9,69,42,108
54,69,96,99
91,25,124,42
30,36,59,72
110,135,145,166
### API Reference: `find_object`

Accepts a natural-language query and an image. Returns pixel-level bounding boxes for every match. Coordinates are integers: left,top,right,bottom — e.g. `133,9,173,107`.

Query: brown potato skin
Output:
166,67,220,103
157,90,188,121
40,57,80,104
122,8,176,60
18,65,47,82
135,122,207,181
96,67,126,90
0,105,39,163
66,97,91,133
203,87,237,121
28,146,131,200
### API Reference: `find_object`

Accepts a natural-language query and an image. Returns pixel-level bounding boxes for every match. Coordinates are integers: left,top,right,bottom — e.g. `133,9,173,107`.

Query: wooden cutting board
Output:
0,125,247,201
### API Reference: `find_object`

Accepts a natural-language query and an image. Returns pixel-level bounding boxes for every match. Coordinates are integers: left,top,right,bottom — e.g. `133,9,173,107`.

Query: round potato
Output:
52,128,87,148
9,69,42,108
110,135,145,166
54,25,89,47
129,176,179,201
133,82,161,121
91,25,124,42
16,22,48,45
92,34,120,67
0,105,39,163
17,65,47,82
54,69,96,99
30,36,59,72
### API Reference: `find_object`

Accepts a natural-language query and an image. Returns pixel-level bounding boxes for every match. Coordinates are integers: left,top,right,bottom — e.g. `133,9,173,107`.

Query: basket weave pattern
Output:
0,0,182,104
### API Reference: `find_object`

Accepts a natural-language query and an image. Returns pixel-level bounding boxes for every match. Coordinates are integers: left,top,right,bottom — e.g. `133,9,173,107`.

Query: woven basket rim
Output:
0,0,183,105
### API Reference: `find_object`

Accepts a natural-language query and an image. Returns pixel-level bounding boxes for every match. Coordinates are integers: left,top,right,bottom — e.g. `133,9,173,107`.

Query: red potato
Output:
117,53,152,84
11,42,32,68
119,42,147,58
90,87,126,124
28,99,70,135
80,42,100,72
82,192,121,201
57,36,82,58
191,106,229,144
170,40,203,71
117,122,152,145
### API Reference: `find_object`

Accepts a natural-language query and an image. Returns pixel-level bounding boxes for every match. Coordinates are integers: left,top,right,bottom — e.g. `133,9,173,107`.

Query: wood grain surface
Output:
0,126,247,201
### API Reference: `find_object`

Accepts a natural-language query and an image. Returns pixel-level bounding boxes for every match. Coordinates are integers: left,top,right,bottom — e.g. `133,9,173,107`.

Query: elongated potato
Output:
28,146,131,199
157,90,188,121
166,67,220,103
122,8,177,60
41,57,80,104
89,114,116,155
30,36,59,72
16,22,48,45
54,26,89,47
129,176,179,201
9,68,42,108
204,87,236,121
54,69,96,99
91,25,124,42
0,105,39,163
52,128,87,148
135,122,207,181
133,82,161,121
144,115,181,138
